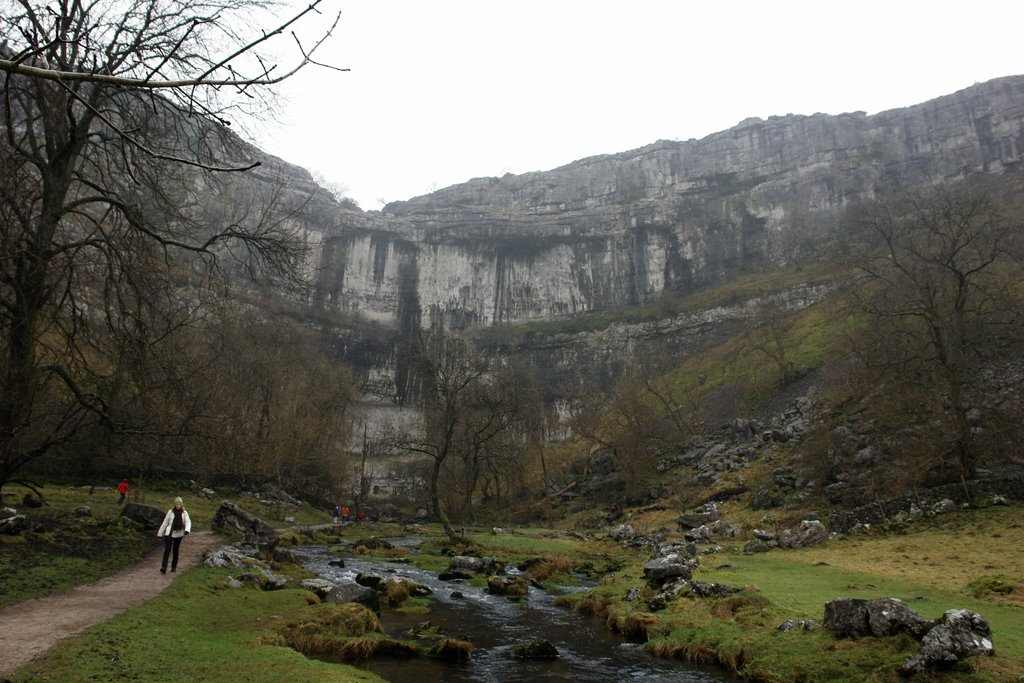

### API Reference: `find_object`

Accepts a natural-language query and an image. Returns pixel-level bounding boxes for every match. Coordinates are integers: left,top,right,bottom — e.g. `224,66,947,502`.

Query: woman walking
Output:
157,497,191,574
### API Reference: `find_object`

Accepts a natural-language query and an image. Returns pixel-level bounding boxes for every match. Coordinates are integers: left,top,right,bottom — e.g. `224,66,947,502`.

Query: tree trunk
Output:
429,455,460,541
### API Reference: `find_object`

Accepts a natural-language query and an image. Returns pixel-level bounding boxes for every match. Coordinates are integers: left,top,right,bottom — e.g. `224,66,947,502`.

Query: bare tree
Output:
395,333,520,541
844,181,1023,482
0,0,342,492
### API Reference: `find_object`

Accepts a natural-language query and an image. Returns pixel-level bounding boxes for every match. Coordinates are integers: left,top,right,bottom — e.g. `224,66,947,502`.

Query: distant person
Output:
357,509,366,524
116,480,129,505
157,496,191,574
333,504,342,524
341,505,350,524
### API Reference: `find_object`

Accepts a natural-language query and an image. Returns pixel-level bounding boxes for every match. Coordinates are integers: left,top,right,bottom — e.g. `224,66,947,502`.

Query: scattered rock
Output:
507,639,559,660
691,581,740,598
73,506,92,517
608,524,637,541
743,538,771,554
779,619,820,632
353,536,394,550
0,512,27,534
448,555,502,575
204,545,263,569
677,504,720,530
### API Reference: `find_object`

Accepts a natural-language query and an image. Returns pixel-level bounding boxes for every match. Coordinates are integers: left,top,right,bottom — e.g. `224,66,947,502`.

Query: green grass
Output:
10,567,384,682
654,504,1024,681
0,485,158,608
0,482,336,609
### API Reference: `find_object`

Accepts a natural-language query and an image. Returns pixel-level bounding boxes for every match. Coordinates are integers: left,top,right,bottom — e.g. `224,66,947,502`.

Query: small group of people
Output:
332,504,366,524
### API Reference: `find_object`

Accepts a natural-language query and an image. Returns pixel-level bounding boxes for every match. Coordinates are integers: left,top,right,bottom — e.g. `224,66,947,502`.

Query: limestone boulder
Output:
487,575,529,597
902,609,994,674
326,581,380,611
121,502,165,530
211,500,278,548
643,553,695,584
824,598,933,639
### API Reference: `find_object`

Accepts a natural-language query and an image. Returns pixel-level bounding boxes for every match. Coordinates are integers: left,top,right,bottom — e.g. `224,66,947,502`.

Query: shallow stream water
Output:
292,543,732,683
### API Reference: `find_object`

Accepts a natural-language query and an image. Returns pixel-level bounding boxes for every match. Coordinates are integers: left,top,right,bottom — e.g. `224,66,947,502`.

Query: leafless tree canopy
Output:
0,0,343,491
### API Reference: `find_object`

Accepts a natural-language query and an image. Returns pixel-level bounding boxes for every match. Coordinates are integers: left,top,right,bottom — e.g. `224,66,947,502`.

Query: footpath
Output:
0,530,220,678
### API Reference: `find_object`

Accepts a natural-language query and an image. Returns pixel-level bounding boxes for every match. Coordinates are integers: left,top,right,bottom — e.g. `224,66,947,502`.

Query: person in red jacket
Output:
116,480,129,505
340,505,350,524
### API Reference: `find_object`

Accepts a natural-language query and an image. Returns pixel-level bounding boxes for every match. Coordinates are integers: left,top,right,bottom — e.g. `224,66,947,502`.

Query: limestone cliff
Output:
309,75,1024,336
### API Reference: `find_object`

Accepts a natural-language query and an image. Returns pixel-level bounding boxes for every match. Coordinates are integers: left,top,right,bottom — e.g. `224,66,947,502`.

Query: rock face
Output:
312,77,1024,338
279,76,1024,413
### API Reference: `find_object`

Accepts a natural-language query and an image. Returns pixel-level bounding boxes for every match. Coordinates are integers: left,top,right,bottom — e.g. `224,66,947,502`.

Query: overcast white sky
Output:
257,1,1024,210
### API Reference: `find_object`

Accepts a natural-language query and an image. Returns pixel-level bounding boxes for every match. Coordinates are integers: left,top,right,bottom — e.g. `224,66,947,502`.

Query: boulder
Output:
121,502,166,529
438,569,475,582
902,609,994,674
204,545,264,569
326,581,380,611
300,578,336,599
211,500,278,548
0,513,27,534
642,554,694,584
824,598,933,639
22,493,43,508
677,505,720,530
798,520,827,546
487,575,529,597
743,538,771,554
507,639,559,660
691,580,739,598
448,555,501,574
352,536,394,550
356,572,385,589
608,524,637,541
73,506,92,517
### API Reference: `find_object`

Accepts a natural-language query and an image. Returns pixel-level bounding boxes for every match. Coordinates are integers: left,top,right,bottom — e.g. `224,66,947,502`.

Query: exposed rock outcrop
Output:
211,501,278,548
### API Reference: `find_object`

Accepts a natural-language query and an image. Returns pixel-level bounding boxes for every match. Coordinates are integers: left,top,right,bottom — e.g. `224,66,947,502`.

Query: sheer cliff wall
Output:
308,76,1024,339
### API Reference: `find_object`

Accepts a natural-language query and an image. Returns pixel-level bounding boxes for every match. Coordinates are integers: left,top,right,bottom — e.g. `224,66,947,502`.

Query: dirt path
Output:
0,530,221,678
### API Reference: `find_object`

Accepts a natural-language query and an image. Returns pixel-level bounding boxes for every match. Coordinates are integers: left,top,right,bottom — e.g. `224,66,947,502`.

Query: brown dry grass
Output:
609,611,660,641
379,578,411,608
277,603,388,659
523,555,575,581
791,510,1024,604
571,592,611,616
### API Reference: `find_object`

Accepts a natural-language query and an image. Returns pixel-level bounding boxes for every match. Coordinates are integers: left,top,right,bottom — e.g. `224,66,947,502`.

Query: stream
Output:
292,542,732,683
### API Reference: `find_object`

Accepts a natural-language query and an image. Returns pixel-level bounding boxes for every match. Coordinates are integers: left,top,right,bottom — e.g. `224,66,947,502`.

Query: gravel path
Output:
0,530,220,678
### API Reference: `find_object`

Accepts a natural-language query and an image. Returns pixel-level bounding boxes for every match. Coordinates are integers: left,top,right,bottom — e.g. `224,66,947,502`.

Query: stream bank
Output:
292,544,732,683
